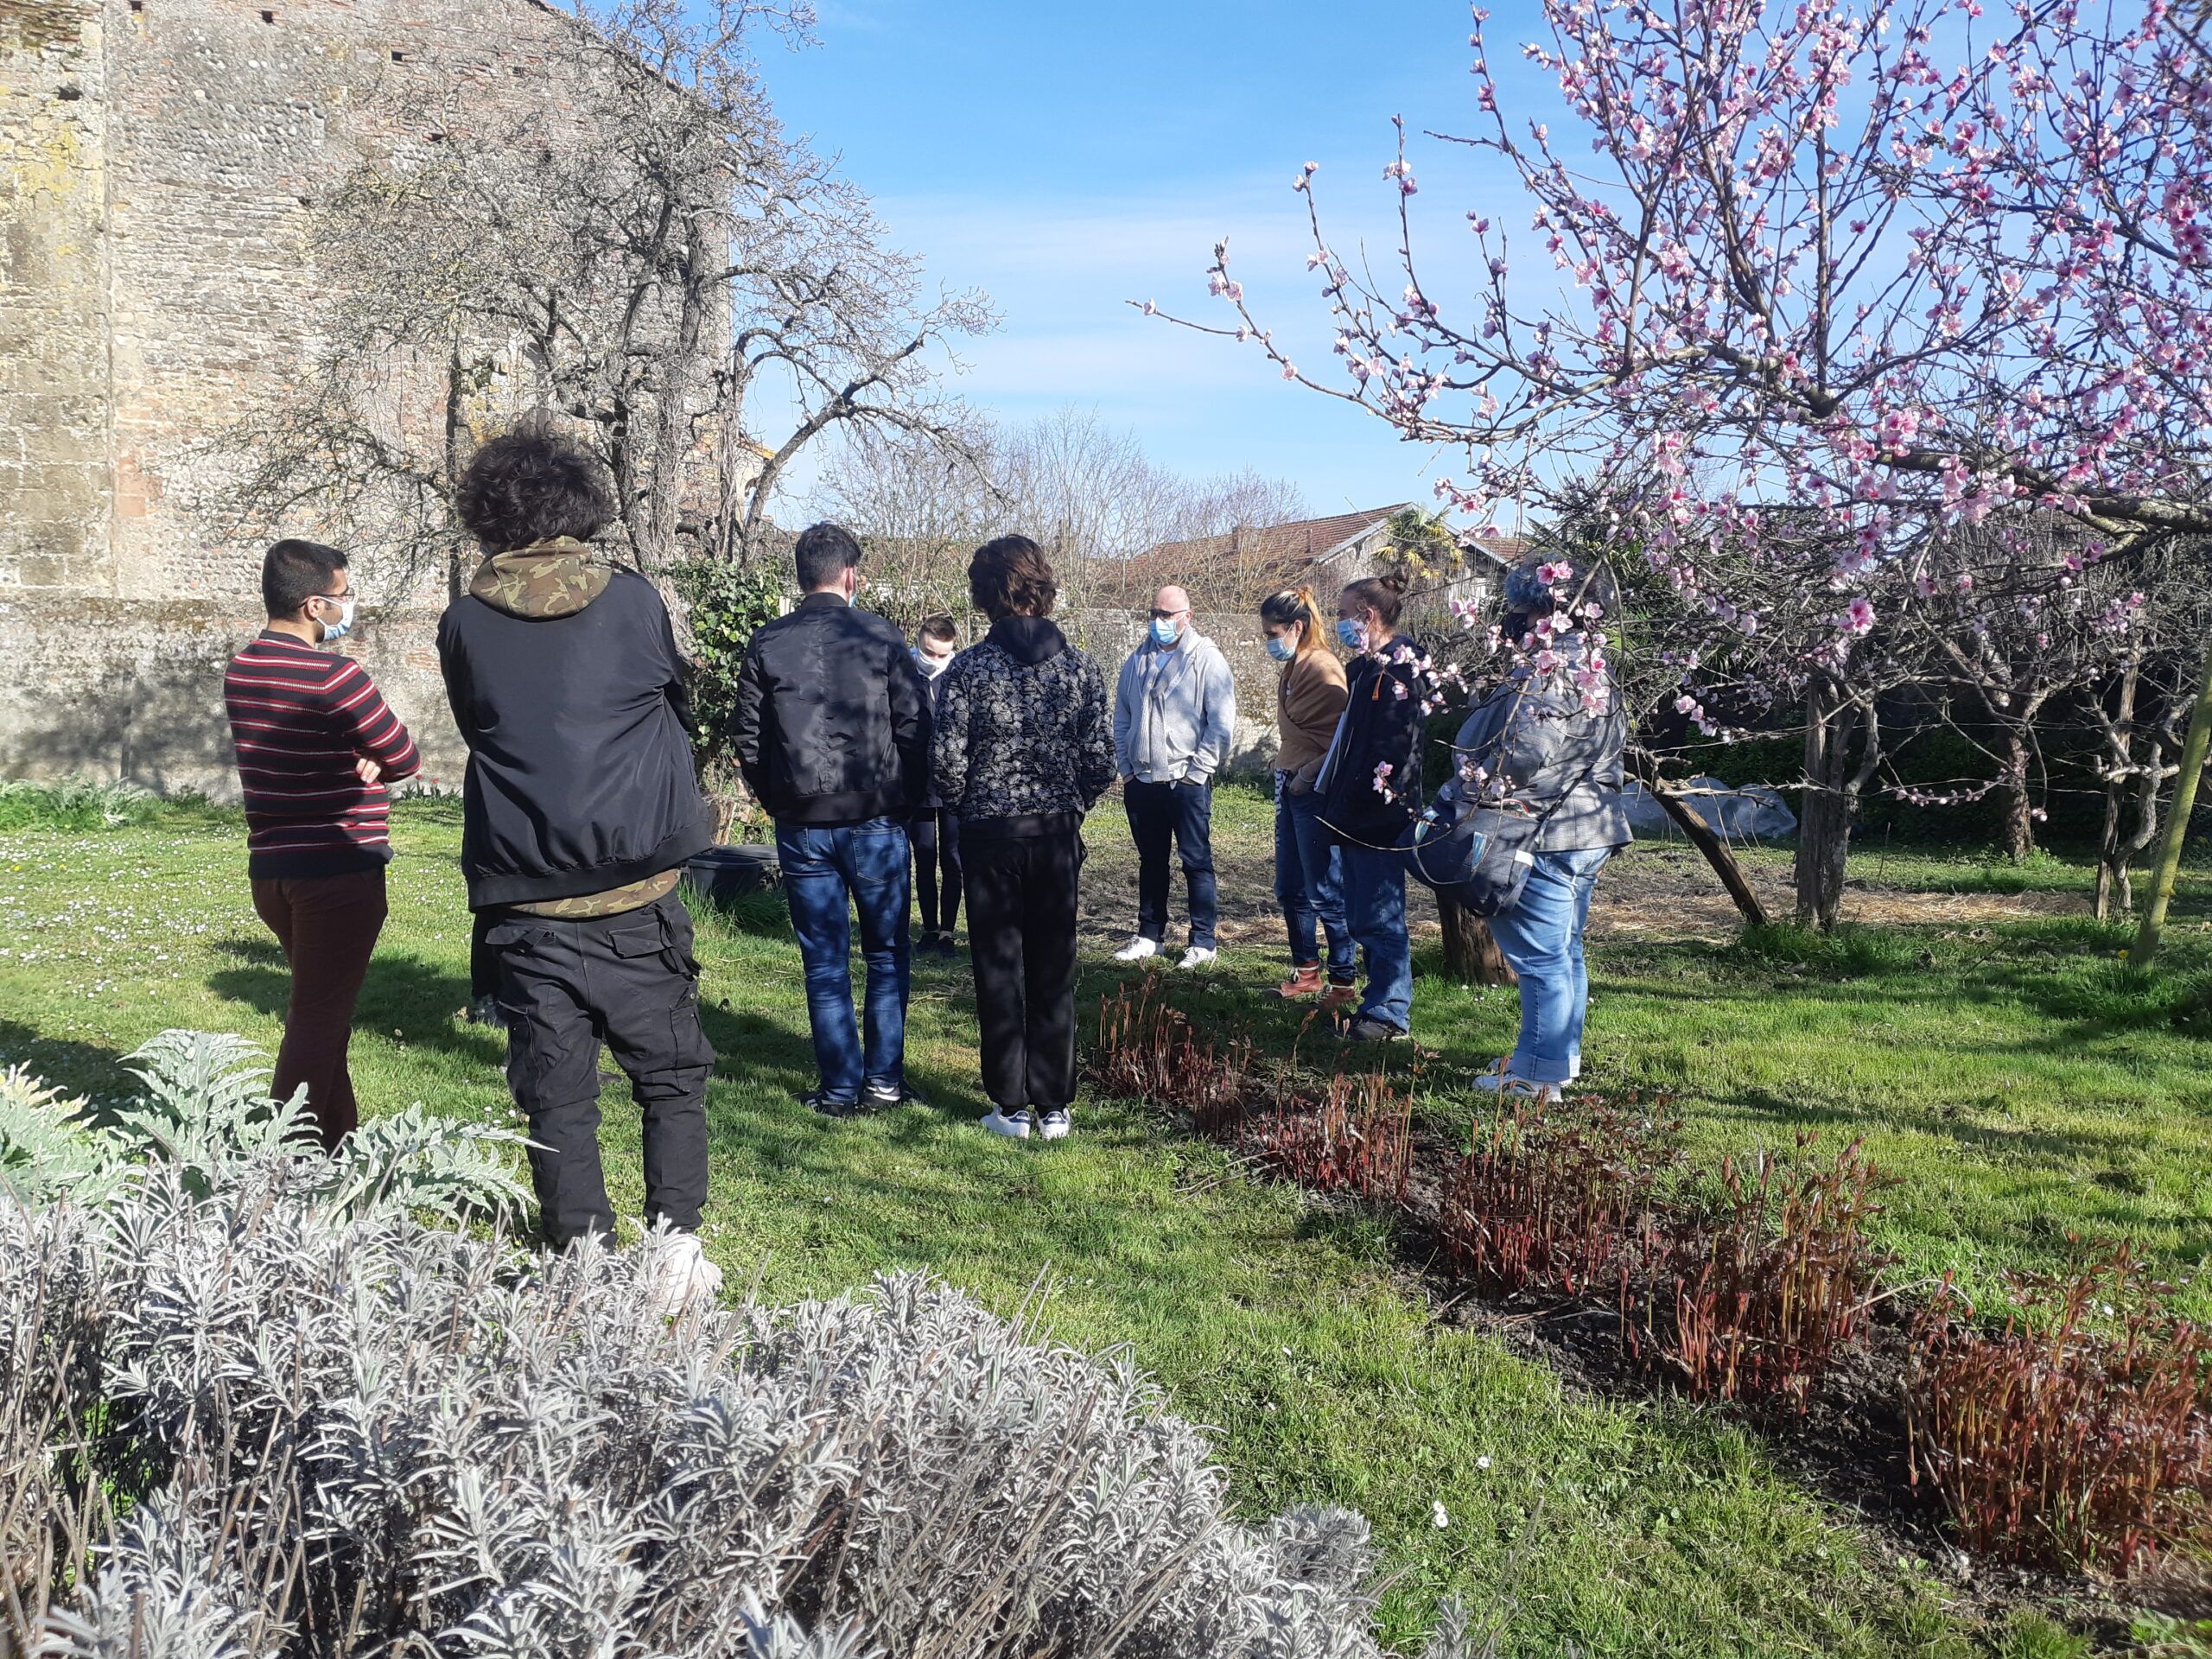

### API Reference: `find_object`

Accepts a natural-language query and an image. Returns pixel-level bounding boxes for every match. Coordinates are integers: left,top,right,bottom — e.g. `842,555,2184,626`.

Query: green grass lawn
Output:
7,797,2205,1656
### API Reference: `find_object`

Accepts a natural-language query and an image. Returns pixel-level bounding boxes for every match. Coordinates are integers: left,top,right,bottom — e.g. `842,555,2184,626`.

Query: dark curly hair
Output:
453,429,615,550
968,535,1057,620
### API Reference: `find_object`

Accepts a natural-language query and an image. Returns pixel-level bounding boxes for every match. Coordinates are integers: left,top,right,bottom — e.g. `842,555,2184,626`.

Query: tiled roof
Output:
1117,509,1525,600
1132,505,1414,585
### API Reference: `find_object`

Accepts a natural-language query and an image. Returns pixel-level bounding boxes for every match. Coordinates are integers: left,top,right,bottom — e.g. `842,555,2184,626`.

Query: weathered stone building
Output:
2,0,590,794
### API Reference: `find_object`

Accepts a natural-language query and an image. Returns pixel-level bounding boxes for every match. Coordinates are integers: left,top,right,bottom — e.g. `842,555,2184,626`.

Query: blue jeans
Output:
1338,844,1412,1033
1274,777,1353,977
1123,779,1217,948
1485,846,1614,1084
775,817,912,1102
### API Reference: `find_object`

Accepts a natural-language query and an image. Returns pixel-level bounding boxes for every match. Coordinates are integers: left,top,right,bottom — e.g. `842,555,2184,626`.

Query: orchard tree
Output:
1152,0,2212,948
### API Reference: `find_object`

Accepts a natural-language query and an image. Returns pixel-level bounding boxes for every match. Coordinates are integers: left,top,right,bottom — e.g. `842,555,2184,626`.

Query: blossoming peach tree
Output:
1147,0,2212,947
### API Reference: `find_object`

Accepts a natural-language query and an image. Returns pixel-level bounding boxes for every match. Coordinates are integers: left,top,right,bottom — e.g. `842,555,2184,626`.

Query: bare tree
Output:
804,408,1311,622
219,0,991,607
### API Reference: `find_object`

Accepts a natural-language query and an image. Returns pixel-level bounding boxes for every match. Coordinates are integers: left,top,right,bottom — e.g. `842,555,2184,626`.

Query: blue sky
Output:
764,0,1560,522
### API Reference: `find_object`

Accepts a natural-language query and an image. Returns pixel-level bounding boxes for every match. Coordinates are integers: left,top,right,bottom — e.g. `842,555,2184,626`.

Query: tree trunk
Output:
1624,748,1772,927
1649,784,1771,928
1794,686,1853,932
443,346,470,604
2001,730,2036,865
1438,893,1518,985
2095,665,2139,921
2129,639,2212,966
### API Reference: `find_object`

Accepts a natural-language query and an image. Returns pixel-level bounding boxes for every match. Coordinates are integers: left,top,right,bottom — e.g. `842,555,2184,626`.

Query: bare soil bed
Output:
1075,800,2088,955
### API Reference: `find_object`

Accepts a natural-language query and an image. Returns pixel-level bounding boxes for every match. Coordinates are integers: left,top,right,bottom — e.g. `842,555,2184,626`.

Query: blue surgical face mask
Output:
1151,616,1182,646
1266,635,1296,664
1336,618,1369,652
317,594,356,643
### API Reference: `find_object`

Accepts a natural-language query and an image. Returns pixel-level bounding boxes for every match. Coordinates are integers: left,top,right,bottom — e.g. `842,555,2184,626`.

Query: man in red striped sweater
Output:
224,538,420,1149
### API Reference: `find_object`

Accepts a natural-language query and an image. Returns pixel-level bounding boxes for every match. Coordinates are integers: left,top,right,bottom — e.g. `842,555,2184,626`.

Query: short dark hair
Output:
794,522,863,591
262,538,347,618
453,430,614,551
917,613,958,645
968,536,1057,620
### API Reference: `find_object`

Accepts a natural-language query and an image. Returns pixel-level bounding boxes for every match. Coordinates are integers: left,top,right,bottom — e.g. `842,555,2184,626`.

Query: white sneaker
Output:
1038,1108,1071,1141
642,1232,724,1316
1175,945,1218,970
1112,936,1160,963
1473,1065,1558,1102
981,1107,1034,1139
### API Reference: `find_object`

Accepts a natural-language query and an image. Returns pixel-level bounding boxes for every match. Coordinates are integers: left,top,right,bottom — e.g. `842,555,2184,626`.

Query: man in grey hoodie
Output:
1110,584,1237,969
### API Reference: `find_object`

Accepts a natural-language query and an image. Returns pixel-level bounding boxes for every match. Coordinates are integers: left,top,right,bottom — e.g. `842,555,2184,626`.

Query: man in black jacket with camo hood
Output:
438,426,721,1313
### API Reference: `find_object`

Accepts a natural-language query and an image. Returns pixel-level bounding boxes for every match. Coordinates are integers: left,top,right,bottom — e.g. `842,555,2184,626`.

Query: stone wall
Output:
1,0,588,790
0,593,466,798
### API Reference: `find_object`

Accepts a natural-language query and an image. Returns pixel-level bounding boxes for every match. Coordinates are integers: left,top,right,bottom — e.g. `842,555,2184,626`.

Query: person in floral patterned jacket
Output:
931,536,1116,1141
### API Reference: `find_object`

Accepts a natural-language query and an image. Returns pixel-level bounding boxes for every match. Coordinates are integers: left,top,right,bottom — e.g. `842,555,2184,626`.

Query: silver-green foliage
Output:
0,1029,531,1222
0,1037,1479,1659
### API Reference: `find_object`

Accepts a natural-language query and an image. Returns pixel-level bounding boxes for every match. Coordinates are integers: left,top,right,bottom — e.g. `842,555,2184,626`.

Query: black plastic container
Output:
682,844,779,906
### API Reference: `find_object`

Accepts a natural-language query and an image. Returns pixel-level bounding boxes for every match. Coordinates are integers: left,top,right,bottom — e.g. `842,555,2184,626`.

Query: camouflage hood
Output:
468,538,616,619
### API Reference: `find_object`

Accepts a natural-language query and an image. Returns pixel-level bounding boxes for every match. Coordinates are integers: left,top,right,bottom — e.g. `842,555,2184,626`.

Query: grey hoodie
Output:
1112,628,1237,785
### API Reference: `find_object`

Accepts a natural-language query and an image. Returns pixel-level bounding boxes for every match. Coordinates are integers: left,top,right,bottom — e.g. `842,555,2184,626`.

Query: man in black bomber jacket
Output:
437,426,721,1313
729,522,931,1118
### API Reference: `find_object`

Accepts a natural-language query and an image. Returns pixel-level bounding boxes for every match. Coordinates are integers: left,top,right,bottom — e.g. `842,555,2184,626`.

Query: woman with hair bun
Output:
1314,568,1426,1042
1259,586,1355,1004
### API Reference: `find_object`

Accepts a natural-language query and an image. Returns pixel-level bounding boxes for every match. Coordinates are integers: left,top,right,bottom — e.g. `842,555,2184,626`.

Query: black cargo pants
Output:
486,892,715,1248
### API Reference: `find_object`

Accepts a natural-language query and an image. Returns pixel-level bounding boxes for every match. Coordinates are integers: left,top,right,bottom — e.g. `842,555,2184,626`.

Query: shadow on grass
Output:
207,950,505,1071
0,1018,128,1095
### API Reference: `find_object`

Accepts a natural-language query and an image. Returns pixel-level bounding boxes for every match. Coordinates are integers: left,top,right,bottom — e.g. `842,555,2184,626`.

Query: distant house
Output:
1116,505,1522,616
1072,506,1527,771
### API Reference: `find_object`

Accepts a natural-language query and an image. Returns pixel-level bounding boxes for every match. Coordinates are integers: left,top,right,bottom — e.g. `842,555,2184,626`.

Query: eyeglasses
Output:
1147,607,1187,620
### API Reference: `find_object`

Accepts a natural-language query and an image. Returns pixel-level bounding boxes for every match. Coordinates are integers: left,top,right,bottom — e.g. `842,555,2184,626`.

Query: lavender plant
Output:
0,1046,1475,1659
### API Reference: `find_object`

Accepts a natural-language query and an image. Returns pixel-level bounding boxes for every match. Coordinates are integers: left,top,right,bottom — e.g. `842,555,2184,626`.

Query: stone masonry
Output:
2,0,588,795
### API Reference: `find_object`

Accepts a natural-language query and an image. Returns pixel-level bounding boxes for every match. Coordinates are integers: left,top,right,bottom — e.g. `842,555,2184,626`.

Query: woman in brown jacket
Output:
1260,587,1356,1002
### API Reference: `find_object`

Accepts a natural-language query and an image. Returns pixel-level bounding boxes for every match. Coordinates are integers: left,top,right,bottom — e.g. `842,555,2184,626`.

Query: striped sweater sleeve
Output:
323,659,420,781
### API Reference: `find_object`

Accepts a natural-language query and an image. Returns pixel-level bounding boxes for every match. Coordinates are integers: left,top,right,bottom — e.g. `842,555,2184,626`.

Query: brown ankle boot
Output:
1318,979,1360,1012
1270,964,1325,1000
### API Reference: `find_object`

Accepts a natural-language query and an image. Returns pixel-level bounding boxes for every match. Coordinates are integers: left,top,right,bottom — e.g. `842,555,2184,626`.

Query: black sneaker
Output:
864,1078,929,1109
804,1090,864,1118
1343,1015,1408,1044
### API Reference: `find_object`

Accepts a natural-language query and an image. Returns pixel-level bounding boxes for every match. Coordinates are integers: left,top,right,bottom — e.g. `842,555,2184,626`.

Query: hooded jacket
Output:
437,539,715,910
1444,633,1630,851
729,592,931,826
1315,633,1429,849
932,616,1116,828
1112,627,1237,785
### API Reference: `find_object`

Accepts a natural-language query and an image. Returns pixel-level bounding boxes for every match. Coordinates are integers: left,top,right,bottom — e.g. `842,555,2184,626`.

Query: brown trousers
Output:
251,868,388,1150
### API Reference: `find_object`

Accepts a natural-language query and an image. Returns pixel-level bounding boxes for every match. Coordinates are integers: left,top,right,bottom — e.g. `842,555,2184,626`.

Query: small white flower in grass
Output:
1477,1455,1491,1469
1431,1501,1450,1529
